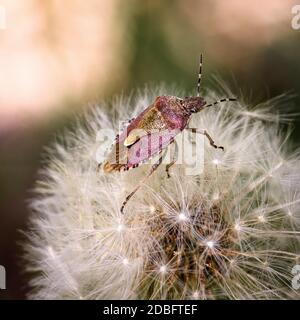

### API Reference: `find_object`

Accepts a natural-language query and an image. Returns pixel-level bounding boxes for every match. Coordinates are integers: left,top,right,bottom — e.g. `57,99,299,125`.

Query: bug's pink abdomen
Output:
125,129,180,168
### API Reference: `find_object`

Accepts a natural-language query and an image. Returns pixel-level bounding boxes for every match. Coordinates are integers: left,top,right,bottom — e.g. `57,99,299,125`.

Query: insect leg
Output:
166,140,178,178
189,128,224,150
120,149,166,214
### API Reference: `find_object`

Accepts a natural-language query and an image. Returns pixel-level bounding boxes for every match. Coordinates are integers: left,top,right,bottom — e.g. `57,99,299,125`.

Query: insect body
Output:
100,55,236,213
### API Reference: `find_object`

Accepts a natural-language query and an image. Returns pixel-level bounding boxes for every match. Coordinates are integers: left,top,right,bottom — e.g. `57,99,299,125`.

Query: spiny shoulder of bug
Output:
155,95,207,116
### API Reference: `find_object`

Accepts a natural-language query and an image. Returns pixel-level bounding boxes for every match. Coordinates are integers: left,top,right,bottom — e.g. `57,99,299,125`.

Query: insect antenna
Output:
205,97,237,108
197,54,203,97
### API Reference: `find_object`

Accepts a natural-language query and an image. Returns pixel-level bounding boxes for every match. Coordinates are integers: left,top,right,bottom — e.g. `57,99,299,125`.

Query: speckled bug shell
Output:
102,95,205,172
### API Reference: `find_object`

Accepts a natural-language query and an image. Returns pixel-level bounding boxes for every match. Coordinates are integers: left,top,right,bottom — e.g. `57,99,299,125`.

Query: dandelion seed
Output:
262,261,270,270
47,246,55,259
116,224,125,232
178,212,188,222
213,193,219,200
173,250,181,257
205,240,215,249
212,159,220,165
159,265,167,274
234,222,241,232
149,205,156,213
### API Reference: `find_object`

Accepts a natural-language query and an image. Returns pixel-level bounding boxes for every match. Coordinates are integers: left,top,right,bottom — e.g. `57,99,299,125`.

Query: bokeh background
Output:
0,0,300,299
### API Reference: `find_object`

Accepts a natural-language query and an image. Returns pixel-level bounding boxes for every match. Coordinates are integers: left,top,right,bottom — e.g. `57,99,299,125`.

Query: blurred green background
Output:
0,0,300,299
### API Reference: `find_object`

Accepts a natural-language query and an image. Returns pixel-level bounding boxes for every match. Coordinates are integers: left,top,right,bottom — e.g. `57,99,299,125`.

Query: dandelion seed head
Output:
25,86,300,300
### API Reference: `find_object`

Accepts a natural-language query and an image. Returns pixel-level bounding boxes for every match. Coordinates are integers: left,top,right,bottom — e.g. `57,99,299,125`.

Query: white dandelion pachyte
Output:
25,86,300,299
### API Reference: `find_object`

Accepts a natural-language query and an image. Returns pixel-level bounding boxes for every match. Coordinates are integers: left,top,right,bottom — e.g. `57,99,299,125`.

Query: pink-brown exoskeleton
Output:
100,55,236,213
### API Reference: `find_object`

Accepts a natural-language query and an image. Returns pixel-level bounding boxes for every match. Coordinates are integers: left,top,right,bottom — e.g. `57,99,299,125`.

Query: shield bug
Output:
100,55,236,213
